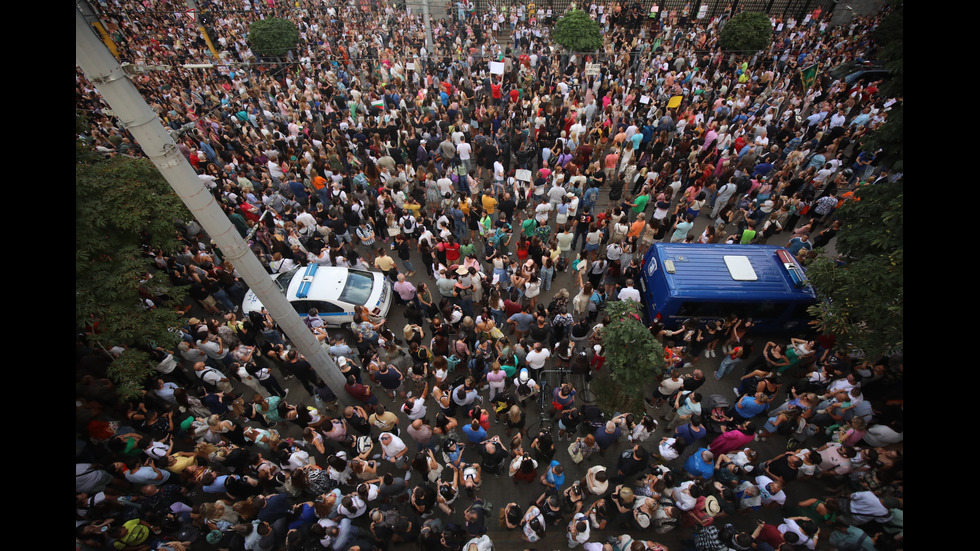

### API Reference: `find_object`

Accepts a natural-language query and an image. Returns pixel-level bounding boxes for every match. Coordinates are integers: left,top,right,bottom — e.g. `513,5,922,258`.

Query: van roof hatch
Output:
723,255,757,281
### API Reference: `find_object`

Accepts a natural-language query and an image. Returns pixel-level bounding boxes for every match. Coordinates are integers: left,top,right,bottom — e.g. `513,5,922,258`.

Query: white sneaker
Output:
704,350,710,358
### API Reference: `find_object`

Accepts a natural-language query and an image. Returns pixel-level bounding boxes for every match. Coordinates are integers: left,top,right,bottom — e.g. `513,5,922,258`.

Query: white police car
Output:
242,265,392,328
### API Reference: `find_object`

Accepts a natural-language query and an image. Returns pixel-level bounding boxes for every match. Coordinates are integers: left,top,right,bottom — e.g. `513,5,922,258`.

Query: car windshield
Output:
274,268,300,293
339,270,375,305
828,63,859,80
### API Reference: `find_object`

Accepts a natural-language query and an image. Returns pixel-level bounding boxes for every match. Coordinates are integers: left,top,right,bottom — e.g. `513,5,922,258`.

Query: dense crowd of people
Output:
76,1,903,550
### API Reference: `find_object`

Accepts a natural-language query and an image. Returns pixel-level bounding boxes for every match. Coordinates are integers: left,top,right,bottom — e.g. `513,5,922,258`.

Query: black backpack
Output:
608,181,624,201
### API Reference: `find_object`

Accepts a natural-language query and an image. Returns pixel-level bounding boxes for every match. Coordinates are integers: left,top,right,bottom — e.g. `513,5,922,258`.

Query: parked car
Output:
242,264,392,328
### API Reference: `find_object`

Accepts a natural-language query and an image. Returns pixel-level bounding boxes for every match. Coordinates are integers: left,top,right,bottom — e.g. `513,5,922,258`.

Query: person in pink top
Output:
604,151,620,182
485,362,508,402
709,422,758,456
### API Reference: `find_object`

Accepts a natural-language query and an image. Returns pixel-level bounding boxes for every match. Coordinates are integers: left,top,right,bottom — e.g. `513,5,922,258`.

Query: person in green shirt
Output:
738,219,759,244
493,225,513,254
626,185,651,222
479,212,493,238
223,204,249,237
521,216,538,238
827,522,878,550
110,518,155,550
459,240,477,258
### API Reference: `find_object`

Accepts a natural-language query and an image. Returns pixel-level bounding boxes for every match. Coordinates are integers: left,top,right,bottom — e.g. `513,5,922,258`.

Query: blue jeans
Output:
715,356,742,379
212,288,235,311
491,308,505,326
459,297,474,318
493,268,510,289
541,269,553,291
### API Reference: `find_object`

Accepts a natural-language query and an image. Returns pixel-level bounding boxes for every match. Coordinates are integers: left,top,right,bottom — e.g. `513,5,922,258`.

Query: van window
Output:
676,301,786,321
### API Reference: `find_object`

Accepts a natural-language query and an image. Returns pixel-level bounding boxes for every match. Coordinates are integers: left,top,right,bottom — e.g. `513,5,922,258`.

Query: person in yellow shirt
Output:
165,451,199,474
405,196,423,218
374,248,398,280
482,191,498,217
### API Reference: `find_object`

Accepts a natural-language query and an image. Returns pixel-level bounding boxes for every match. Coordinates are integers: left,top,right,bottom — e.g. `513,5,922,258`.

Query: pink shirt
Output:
487,370,507,385
604,153,620,169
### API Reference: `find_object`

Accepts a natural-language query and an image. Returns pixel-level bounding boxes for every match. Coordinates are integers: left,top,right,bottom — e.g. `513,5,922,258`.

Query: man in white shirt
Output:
379,432,409,468
534,200,553,226
570,119,587,141
456,139,472,174
567,513,590,548
617,279,641,302
672,480,698,511
755,475,786,507
525,342,551,374
295,207,318,231
845,490,893,524
437,173,455,197
829,108,848,128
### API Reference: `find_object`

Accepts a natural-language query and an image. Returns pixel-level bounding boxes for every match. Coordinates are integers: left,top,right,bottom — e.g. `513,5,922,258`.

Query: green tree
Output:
593,300,665,415
804,178,903,358
860,3,903,171
248,17,300,58
553,10,603,52
76,135,190,398
719,12,773,53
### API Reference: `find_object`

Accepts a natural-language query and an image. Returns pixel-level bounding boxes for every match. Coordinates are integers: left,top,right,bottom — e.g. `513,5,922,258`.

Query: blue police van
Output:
639,243,817,333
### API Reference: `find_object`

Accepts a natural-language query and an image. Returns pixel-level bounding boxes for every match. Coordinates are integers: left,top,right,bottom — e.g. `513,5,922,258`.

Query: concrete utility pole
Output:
422,0,435,55
76,8,351,405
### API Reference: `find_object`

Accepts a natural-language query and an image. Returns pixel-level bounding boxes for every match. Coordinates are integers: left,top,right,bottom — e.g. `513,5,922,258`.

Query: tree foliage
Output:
719,12,773,53
76,137,190,398
248,17,300,57
594,300,665,415
861,3,903,171
553,10,603,52
804,179,903,359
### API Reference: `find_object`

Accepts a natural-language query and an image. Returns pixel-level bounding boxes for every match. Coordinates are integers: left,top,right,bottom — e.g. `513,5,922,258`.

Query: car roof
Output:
285,266,352,303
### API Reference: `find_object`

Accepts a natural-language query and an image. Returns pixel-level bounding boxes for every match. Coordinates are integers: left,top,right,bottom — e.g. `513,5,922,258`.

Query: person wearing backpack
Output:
588,287,607,322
